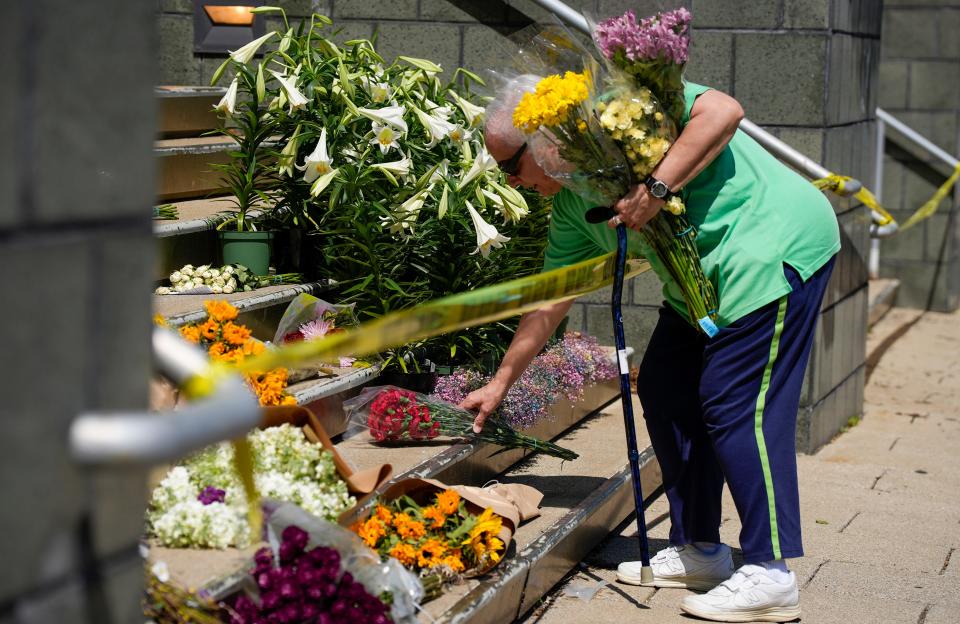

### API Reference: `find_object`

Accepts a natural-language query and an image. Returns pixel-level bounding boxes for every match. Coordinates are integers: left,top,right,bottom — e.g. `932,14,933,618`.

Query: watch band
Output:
643,175,676,201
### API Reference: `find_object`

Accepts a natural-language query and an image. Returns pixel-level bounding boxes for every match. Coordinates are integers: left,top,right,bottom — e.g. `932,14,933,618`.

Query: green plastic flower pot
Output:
219,231,273,276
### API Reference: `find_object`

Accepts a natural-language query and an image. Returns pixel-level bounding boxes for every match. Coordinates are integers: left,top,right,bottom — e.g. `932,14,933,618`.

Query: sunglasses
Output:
497,142,527,176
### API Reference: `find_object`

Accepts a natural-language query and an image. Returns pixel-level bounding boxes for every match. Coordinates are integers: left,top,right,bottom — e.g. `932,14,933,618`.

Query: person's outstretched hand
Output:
459,381,508,433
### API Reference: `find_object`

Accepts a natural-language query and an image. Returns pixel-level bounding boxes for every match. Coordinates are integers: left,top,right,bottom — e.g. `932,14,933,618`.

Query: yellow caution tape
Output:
899,162,960,232
813,162,960,232
811,175,896,226
185,253,651,396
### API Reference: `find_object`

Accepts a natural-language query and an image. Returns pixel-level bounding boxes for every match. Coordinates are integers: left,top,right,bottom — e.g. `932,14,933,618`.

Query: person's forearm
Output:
653,92,744,192
490,299,574,393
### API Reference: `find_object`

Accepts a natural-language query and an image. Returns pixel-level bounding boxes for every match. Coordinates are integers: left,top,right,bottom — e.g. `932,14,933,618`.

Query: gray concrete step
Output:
156,86,223,139
411,394,660,623
155,136,232,202
154,280,329,333
868,278,900,327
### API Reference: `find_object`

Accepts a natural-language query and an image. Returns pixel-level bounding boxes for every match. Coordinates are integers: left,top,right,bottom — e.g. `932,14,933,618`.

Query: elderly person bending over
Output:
461,78,840,623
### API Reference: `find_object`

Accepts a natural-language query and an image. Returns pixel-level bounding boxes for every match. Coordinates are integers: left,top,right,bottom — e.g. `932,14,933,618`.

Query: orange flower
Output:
356,517,386,548
388,542,417,567
204,300,238,323
179,325,201,344
242,339,266,357
417,538,447,569
374,505,393,524
435,490,460,515
392,512,426,541
153,314,168,327
442,550,465,573
422,505,446,529
208,342,227,360
199,319,220,341
221,321,252,346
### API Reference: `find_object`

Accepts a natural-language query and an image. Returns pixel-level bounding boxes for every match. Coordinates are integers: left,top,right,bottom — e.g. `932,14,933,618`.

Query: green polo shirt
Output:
542,81,841,327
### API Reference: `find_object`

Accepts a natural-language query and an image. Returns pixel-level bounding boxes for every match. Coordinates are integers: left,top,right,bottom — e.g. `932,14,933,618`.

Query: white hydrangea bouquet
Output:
147,424,355,549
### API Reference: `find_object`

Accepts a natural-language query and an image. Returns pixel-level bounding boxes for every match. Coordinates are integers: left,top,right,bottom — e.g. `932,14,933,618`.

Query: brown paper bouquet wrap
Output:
353,478,544,580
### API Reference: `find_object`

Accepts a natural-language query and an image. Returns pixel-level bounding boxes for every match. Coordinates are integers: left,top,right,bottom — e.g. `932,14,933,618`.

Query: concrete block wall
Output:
877,1,960,312
1,1,156,622
155,1,877,453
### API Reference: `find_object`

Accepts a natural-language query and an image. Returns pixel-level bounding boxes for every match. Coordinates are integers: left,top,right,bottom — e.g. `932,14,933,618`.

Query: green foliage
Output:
213,10,552,372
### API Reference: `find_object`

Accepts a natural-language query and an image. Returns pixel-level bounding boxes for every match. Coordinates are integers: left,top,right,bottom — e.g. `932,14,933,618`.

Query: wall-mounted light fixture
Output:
194,0,265,55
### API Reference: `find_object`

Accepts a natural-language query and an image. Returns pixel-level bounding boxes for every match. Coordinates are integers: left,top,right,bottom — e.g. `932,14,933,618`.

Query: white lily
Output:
429,159,450,184
278,124,302,177
422,98,453,119
369,122,401,154
448,90,486,128
297,128,334,183
269,70,309,112
229,32,275,64
447,123,472,143
487,180,530,223
357,105,408,133
372,154,413,177
458,147,498,189
215,77,238,114
389,186,432,234
465,201,510,258
360,76,391,104
413,106,458,147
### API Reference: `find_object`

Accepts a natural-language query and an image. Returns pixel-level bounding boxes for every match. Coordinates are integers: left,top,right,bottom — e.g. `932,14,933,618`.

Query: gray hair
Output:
483,73,543,149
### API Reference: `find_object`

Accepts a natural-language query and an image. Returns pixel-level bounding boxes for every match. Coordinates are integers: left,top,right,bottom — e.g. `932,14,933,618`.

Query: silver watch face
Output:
650,180,669,198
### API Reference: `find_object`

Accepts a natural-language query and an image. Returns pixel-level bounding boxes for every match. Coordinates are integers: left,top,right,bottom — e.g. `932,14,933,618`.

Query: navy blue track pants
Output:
638,258,835,564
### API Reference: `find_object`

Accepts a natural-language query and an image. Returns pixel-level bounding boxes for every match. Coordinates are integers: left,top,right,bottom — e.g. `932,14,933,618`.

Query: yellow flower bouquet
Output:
176,300,297,407
350,478,543,598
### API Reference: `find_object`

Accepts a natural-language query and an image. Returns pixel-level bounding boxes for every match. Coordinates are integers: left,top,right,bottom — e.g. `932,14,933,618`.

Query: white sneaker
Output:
617,544,734,590
680,564,801,622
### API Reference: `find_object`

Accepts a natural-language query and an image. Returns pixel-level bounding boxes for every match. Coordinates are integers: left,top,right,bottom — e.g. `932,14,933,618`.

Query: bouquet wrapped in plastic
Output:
226,502,424,624
343,386,578,461
504,23,719,335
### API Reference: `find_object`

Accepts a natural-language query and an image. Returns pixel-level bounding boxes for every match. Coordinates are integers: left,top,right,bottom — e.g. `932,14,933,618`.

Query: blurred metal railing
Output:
69,327,261,465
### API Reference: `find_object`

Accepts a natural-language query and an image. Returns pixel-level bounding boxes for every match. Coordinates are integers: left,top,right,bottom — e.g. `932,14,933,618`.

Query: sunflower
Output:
374,505,393,523
393,512,426,541
199,319,220,341
179,325,201,344
462,508,503,563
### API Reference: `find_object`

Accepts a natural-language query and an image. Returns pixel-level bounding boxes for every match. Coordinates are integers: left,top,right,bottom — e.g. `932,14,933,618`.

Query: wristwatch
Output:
643,175,676,200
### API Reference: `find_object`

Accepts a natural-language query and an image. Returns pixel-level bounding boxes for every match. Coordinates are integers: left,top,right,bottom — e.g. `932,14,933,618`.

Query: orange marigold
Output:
417,539,447,569
208,342,228,360
393,513,426,541
199,319,220,341
422,505,446,529
374,505,393,524
180,325,201,344
204,300,238,323
388,542,418,567
435,490,460,515
221,321,252,346
442,550,465,573
356,517,386,548
242,339,266,357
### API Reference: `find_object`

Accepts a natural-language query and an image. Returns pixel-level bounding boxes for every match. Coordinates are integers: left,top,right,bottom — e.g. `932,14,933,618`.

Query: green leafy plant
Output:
216,8,551,372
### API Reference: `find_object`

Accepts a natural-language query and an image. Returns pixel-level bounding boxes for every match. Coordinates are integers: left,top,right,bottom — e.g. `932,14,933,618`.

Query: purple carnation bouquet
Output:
593,8,691,125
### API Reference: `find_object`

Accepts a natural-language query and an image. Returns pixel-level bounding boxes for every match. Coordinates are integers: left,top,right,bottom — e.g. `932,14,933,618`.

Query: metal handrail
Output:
869,108,959,274
877,108,960,169
69,327,261,465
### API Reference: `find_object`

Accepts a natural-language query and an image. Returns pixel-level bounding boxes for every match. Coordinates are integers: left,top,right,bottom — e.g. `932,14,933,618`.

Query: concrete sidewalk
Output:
522,307,960,623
